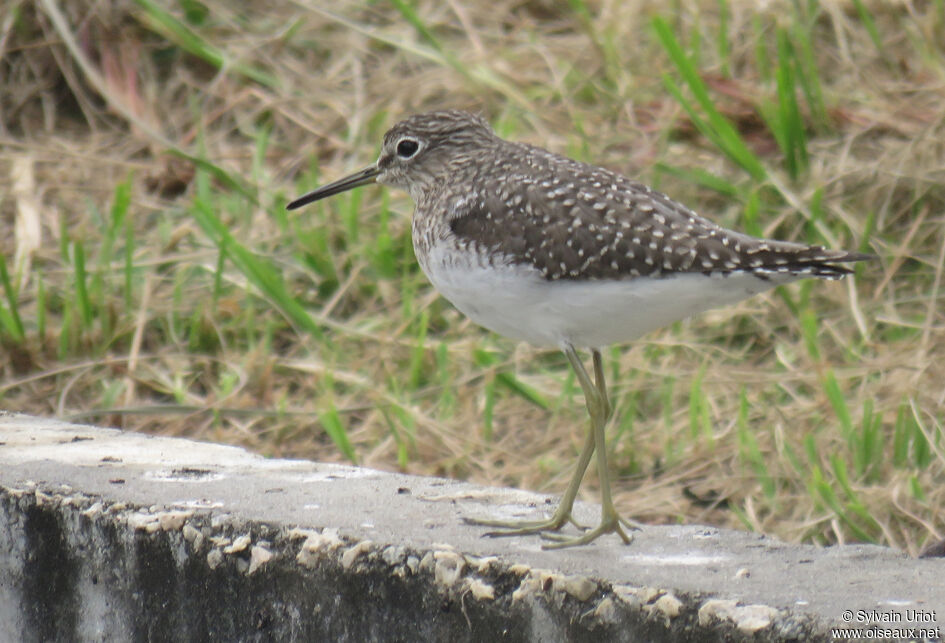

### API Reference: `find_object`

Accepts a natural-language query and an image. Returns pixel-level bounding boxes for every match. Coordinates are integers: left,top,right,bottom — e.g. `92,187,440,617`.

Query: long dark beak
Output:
286,164,381,210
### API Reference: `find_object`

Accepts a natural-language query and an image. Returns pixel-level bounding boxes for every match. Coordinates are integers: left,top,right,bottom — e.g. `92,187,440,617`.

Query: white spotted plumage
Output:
286,109,873,549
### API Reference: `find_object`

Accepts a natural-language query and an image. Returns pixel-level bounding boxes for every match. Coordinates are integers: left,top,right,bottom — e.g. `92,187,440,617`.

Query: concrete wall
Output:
1,413,942,642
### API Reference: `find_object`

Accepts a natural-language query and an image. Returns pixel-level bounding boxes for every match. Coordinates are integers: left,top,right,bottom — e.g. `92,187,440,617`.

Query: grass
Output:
1,0,943,555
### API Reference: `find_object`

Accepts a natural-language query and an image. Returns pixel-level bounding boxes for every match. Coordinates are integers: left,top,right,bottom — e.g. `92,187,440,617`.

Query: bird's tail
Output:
754,244,875,279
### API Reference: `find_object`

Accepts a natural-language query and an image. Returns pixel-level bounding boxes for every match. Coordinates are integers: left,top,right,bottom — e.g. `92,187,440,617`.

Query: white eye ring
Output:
396,137,421,159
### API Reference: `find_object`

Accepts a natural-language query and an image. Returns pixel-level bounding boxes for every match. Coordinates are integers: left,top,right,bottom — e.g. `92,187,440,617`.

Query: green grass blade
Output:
774,29,808,179
380,407,410,468
741,190,763,237
808,464,840,513
688,364,712,442
808,465,869,542
388,0,470,80
829,455,879,540
36,272,46,341
737,388,776,499
752,15,772,83
388,0,446,55
482,374,496,441
191,187,324,340
495,372,549,410
654,162,739,197
408,309,430,389
318,403,357,463
910,476,926,501
132,0,278,88
908,399,932,468
0,254,25,342
652,16,767,181
799,308,821,361
717,0,731,77
73,241,93,330
106,178,131,257
822,369,853,440
851,0,885,57
123,211,135,310
434,342,456,416
372,197,397,279
567,0,620,88
857,398,883,481
474,349,550,410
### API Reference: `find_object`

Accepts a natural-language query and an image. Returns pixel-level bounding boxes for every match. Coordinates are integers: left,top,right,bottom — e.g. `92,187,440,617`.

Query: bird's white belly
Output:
419,245,796,349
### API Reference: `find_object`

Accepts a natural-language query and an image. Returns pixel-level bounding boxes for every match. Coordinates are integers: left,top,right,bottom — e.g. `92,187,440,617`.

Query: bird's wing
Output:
448,163,869,281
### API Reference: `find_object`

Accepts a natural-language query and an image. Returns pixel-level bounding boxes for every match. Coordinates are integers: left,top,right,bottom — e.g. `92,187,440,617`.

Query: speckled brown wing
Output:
448,163,869,283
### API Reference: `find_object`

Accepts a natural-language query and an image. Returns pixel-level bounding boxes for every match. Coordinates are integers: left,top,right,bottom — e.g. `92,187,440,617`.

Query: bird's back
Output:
428,135,868,284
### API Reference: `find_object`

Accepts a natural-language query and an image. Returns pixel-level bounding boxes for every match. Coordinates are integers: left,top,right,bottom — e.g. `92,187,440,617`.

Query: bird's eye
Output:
396,138,420,158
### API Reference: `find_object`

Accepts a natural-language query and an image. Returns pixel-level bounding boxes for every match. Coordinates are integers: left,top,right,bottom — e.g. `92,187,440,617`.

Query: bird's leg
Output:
462,413,595,536
463,347,640,546
593,349,643,535
463,344,602,537
541,347,639,548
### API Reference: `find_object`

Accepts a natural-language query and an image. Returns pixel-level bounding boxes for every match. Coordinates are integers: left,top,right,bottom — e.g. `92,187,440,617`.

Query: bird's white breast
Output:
418,242,798,349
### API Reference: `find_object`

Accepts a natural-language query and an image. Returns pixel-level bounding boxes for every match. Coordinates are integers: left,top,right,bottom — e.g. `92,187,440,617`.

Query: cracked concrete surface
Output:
1,413,943,641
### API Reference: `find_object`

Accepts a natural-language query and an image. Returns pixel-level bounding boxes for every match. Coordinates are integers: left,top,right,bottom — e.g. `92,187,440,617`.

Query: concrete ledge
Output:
1,413,942,642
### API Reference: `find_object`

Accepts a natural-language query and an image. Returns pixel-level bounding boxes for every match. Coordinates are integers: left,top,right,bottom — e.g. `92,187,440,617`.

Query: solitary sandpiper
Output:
288,110,871,548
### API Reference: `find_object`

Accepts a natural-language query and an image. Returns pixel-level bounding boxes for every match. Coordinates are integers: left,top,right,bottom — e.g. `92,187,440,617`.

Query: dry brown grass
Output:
1,0,943,555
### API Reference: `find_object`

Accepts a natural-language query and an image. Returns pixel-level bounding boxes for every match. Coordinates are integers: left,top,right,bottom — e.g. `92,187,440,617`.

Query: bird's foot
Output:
461,512,584,538
464,507,642,549
540,510,641,549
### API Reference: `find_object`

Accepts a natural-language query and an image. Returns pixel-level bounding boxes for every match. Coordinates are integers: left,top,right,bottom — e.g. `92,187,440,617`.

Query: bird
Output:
287,109,872,548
